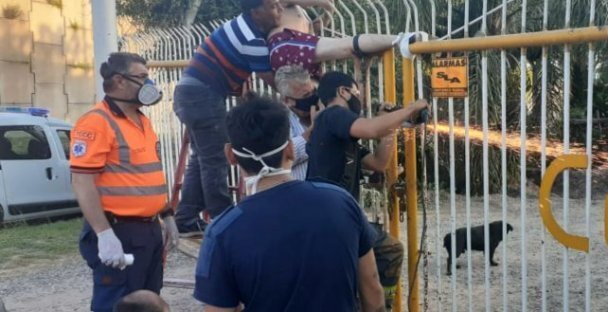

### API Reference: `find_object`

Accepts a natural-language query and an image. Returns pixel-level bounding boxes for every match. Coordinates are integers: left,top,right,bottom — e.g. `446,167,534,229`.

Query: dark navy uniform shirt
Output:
194,180,376,311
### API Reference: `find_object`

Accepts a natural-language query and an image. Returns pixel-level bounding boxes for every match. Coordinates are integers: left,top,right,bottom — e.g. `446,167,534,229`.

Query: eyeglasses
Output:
123,73,149,80
344,87,360,96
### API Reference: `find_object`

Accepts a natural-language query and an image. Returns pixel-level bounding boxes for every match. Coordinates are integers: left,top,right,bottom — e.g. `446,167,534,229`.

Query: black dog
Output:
443,220,513,275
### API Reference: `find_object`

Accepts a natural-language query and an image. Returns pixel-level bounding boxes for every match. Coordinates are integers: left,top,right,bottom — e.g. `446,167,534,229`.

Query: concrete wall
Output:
0,0,95,123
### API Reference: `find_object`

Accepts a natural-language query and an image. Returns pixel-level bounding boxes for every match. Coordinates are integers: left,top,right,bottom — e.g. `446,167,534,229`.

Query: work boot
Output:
177,218,207,238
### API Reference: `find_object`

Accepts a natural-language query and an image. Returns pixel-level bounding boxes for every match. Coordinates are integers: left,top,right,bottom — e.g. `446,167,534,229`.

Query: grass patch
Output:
0,218,82,273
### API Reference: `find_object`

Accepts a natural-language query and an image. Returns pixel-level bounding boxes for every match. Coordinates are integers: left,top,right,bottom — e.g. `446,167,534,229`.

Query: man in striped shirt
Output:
173,0,284,236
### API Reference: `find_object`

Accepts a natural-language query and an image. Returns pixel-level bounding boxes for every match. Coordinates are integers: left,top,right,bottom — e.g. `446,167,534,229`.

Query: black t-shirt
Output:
306,105,370,199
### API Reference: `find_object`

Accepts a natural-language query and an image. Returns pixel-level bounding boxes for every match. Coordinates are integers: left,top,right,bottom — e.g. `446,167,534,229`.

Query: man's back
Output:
194,180,376,311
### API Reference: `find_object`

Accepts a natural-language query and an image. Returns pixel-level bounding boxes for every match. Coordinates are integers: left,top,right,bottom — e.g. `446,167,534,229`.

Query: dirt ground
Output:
1,171,606,311
0,252,200,312
400,169,608,312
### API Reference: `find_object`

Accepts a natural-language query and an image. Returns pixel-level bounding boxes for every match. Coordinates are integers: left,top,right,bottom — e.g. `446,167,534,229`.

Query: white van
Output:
0,107,79,223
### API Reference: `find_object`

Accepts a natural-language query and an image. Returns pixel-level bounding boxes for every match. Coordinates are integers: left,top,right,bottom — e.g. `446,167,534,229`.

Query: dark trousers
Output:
173,82,232,225
371,223,404,310
79,220,163,312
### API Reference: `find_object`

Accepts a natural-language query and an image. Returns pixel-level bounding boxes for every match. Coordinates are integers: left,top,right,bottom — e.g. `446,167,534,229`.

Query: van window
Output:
0,126,51,160
56,130,71,159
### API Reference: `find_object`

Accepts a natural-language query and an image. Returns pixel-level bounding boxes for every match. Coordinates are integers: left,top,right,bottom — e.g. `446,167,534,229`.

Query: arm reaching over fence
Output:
267,2,428,79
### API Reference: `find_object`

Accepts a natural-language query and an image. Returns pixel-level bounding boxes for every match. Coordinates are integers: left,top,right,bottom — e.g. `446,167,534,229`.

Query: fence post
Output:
403,57,419,312
383,50,402,312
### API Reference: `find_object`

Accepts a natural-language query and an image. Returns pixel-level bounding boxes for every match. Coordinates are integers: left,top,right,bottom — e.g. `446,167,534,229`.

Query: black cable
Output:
407,122,430,311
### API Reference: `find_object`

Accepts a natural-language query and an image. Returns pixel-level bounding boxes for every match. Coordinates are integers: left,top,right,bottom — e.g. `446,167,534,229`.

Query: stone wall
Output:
0,0,95,123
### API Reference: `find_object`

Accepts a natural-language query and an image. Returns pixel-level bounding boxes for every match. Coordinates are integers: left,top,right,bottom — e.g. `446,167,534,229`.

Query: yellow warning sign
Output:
431,56,468,98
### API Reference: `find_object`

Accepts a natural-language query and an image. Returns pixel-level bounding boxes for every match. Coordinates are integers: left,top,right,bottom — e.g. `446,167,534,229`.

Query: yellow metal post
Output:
402,58,419,312
383,50,402,311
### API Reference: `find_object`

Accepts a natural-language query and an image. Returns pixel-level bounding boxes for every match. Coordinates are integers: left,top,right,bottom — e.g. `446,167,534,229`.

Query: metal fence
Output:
120,0,608,311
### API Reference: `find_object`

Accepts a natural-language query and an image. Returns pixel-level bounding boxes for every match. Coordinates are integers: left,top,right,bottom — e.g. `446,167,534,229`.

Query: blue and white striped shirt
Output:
185,13,272,96
289,111,308,181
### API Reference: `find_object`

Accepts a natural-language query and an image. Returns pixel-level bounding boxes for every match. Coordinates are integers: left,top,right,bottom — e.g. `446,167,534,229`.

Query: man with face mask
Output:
194,96,385,312
70,52,178,312
274,64,325,180
307,71,429,310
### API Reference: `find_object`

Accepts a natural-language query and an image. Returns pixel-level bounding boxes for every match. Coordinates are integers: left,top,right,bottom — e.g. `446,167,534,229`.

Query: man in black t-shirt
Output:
306,71,429,310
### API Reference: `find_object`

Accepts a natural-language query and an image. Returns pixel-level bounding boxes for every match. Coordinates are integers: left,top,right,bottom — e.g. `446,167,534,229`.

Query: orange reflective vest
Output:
70,99,167,217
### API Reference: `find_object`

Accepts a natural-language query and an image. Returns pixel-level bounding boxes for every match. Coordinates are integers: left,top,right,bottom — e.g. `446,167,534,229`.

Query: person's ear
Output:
112,74,124,90
337,86,348,100
281,95,296,108
224,143,238,166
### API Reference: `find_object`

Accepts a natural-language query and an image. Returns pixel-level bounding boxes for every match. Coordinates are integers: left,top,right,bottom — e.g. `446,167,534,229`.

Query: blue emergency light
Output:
0,106,49,117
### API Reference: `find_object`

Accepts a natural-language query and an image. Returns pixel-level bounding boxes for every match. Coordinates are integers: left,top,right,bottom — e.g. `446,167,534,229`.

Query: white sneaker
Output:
395,31,429,59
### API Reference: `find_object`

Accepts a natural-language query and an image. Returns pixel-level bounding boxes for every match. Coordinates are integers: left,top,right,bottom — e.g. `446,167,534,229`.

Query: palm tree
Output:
382,0,607,193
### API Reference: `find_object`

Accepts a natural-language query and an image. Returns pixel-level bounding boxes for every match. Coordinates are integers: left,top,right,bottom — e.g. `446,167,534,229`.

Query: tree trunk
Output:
183,0,203,26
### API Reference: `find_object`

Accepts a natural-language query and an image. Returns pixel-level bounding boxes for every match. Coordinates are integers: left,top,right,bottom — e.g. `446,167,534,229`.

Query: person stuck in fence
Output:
306,71,429,309
70,52,179,312
268,0,428,79
194,96,385,311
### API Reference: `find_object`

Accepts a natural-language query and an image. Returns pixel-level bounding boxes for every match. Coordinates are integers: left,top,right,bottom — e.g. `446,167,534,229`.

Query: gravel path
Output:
0,252,200,312
1,170,606,311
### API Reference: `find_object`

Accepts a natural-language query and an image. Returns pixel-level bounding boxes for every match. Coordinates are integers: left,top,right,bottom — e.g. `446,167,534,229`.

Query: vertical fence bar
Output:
403,57,419,312
501,0,510,311
425,1,441,311
519,1,528,311
585,2,596,309
446,1,457,312
481,0,491,311
540,1,549,311
383,49,401,312
562,1,572,311
462,0,473,310
363,0,384,102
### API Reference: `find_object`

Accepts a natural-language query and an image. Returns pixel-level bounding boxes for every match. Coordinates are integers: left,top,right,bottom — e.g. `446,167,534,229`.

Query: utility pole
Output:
91,0,118,102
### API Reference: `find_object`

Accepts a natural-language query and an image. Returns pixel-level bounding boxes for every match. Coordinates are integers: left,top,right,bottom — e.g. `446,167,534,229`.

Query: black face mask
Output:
293,93,319,112
346,90,362,115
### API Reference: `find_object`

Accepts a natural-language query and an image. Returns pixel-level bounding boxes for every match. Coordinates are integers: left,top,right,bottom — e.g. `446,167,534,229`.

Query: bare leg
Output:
314,34,398,63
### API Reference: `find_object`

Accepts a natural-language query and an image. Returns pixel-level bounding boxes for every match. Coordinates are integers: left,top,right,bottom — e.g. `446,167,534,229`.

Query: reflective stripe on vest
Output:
98,185,168,196
89,109,164,174
89,109,131,163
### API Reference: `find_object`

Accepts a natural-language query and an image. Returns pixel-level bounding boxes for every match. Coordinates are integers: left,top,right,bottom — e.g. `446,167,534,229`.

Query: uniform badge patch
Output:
72,140,87,157
73,129,96,141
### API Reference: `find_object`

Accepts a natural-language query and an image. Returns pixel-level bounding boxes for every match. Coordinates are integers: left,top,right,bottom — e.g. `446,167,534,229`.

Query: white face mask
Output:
231,140,292,195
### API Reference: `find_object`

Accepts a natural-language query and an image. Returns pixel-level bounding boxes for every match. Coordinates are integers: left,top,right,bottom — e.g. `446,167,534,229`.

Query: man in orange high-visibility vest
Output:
70,52,178,312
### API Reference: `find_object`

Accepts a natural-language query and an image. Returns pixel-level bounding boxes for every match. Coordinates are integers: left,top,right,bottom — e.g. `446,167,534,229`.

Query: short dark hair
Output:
100,52,147,93
226,96,290,174
113,295,163,312
317,71,357,105
240,0,265,13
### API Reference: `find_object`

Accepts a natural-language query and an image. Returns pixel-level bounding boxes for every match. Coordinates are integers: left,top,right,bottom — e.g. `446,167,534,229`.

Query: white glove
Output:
162,216,180,252
97,228,127,269
394,31,430,59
